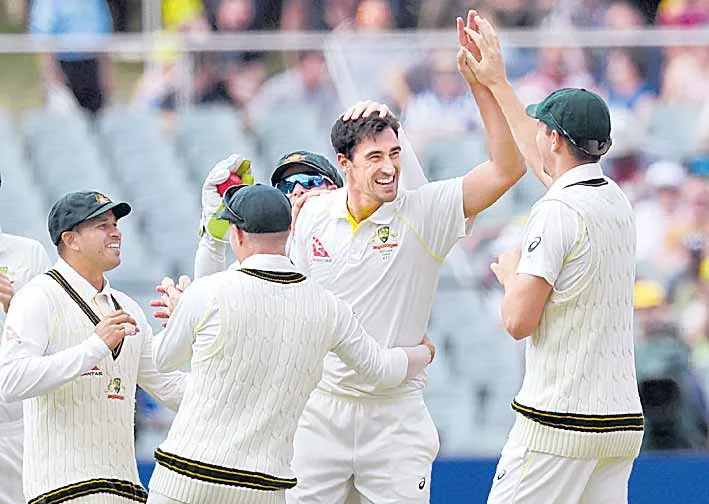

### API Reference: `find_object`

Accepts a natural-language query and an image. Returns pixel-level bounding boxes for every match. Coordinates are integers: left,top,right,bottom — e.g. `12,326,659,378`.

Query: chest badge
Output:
372,225,399,260
106,377,125,401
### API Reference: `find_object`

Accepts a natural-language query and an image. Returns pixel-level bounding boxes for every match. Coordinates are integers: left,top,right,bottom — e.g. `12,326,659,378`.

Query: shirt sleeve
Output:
289,214,311,275
516,200,581,287
330,296,407,388
0,285,110,402
152,278,217,373
193,234,228,279
135,307,187,412
407,177,473,260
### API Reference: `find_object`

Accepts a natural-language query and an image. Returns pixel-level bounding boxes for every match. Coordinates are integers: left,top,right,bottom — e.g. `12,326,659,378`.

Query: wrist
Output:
488,78,511,95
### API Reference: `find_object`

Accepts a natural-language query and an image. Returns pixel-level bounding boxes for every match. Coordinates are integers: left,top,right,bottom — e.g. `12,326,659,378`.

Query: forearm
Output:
402,345,433,381
489,80,552,187
194,234,227,279
0,335,109,401
470,81,524,181
138,367,187,412
152,326,193,373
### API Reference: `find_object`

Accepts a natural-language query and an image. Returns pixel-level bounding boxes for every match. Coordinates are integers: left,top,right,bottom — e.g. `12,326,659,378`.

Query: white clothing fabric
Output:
288,389,439,504
0,258,185,503
487,438,634,504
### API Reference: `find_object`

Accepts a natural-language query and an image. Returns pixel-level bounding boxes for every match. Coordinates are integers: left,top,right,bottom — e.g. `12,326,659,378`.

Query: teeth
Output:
108,244,120,249
376,177,393,184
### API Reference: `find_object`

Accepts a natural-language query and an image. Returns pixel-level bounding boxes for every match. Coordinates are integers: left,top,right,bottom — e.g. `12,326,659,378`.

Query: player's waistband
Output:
512,400,645,432
154,449,297,491
28,478,147,504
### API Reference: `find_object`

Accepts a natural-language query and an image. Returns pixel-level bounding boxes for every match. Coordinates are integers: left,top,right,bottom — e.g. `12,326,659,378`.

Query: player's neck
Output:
346,192,382,223
62,255,106,291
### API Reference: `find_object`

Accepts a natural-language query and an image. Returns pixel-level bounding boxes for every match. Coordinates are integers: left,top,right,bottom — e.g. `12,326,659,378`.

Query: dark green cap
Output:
526,88,613,156
271,150,344,188
218,184,292,233
48,191,131,245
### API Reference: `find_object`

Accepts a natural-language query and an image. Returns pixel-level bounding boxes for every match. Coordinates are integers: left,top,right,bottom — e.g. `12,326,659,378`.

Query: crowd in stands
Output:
7,0,709,455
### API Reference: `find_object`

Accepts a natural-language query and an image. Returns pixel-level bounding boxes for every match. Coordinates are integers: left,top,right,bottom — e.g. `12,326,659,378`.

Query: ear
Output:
337,153,350,173
550,130,563,154
61,231,80,252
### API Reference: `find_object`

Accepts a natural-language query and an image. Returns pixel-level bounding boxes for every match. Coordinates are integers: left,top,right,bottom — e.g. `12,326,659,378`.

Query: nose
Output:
289,183,307,200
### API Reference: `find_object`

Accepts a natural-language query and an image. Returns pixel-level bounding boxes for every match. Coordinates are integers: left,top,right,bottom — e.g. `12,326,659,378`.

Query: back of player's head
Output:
330,113,399,160
218,183,292,234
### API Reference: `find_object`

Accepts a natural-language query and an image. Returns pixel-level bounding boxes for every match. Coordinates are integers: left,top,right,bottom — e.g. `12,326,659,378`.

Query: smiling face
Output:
341,127,401,205
65,211,123,272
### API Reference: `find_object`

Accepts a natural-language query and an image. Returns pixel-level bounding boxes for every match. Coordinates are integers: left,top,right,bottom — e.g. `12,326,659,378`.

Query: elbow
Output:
501,310,534,340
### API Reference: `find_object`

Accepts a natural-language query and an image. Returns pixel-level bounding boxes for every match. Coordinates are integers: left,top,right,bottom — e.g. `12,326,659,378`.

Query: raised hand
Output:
150,275,190,326
95,310,139,350
461,15,508,88
201,154,253,242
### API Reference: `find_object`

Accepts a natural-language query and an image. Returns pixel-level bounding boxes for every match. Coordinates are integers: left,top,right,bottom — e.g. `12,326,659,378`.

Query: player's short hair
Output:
330,113,399,160
545,124,601,164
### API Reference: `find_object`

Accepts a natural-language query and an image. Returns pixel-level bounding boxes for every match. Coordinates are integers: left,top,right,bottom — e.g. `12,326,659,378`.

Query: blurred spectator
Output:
515,47,597,105
281,0,312,30
657,0,709,26
401,51,480,146
660,48,709,106
248,51,339,125
635,280,673,339
605,48,656,115
635,160,686,276
356,0,394,29
30,0,114,115
664,177,709,274
196,0,267,107
313,0,358,30
679,257,709,355
132,0,209,109
606,0,647,28
696,102,709,154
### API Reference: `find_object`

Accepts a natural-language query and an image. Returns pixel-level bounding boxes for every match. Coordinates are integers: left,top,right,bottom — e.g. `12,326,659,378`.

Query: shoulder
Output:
11,275,56,310
297,189,342,229
1,233,46,254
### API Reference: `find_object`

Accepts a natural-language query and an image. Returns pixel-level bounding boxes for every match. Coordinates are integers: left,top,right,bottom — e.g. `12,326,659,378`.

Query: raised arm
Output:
462,14,552,188
456,12,526,219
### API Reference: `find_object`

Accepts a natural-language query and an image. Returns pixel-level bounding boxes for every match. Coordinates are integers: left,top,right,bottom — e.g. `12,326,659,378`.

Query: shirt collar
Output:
239,254,297,272
548,163,604,195
329,188,398,225
53,257,112,302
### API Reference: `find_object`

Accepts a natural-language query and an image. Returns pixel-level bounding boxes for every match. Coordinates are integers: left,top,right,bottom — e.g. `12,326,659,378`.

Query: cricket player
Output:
0,174,52,504
193,150,343,279
459,15,644,503
146,184,435,504
0,191,186,503
285,13,525,502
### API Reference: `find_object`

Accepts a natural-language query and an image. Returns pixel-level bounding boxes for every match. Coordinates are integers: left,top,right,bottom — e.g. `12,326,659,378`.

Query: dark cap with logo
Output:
270,150,344,188
218,184,292,233
48,191,131,245
526,88,613,156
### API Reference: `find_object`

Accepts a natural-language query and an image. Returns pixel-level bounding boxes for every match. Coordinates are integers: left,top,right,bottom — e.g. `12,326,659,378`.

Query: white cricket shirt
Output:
0,231,51,435
516,163,599,292
291,178,472,397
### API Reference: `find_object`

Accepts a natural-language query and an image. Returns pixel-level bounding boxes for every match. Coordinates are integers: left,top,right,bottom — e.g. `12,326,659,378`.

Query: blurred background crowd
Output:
0,0,708,462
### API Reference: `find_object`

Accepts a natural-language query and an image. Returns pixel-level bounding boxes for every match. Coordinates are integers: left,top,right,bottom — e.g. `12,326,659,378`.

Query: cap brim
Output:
525,103,539,118
85,201,132,222
270,160,320,186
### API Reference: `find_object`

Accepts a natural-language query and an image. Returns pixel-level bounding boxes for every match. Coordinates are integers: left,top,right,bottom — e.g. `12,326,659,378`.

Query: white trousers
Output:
487,438,635,504
287,390,439,504
146,489,285,504
0,431,23,504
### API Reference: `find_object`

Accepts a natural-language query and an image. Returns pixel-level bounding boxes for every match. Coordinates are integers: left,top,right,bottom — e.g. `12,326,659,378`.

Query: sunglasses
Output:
275,173,332,195
548,111,611,156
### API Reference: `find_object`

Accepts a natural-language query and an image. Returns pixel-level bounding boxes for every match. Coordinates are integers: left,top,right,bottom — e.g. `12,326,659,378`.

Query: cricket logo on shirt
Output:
106,377,125,400
371,226,399,261
311,236,332,262
82,365,103,377
527,236,542,252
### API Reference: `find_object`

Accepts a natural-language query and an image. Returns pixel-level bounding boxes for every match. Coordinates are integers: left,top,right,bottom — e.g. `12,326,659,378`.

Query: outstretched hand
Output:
456,10,482,87
459,14,508,89
149,275,191,327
